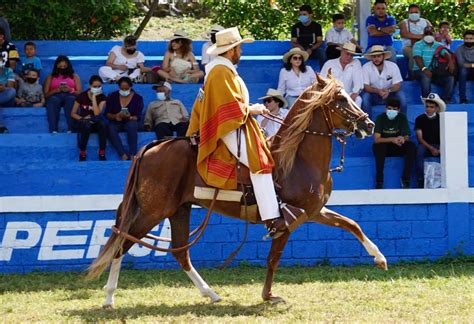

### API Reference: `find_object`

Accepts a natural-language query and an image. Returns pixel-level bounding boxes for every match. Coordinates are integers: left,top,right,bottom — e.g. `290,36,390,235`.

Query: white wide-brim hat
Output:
364,45,392,60
168,30,191,42
258,88,288,108
421,93,446,112
206,27,254,56
282,47,309,63
337,42,358,55
204,25,225,39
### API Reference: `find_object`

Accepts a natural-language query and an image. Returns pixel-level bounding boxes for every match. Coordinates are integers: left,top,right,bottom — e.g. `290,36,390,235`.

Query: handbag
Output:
430,45,457,77
424,161,442,189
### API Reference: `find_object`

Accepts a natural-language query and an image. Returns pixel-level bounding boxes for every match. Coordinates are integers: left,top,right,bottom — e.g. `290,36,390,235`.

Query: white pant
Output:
222,130,280,221
98,66,141,82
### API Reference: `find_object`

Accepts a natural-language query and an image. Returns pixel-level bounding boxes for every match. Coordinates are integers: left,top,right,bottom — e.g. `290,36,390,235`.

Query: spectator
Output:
256,88,288,138
435,21,453,49
365,0,397,64
15,69,44,107
144,81,189,140
456,29,474,104
277,47,316,107
362,45,406,117
71,75,107,162
18,42,42,78
320,43,363,106
290,4,326,67
43,55,82,133
415,93,444,188
157,30,204,83
372,98,416,189
325,13,361,60
99,35,151,83
201,25,224,67
400,4,431,75
413,26,455,102
0,60,16,107
0,16,11,42
0,26,19,71
105,76,143,160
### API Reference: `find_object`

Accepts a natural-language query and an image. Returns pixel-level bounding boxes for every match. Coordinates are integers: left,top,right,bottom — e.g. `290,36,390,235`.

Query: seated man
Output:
201,25,224,68
0,60,16,108
456,29,474,104
362,45,406,118
365,0,397,63
325,14,361,60
413,26,455,103
372,98,416,189
256,88,288,138
320,43,363,106
415,93,444,188
0,26,19,72
291,4,326,67
144,81,189,140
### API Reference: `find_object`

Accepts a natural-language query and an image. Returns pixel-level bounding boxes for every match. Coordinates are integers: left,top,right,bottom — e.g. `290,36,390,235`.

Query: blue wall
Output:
0,203,471,273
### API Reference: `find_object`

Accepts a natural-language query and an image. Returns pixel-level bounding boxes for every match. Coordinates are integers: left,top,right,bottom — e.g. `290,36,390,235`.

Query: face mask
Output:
25,77,37,84
465,42,474,48
425,112,437,119
299,15,310,24
408,13,420,21
335,27,344,32
126,48,136,55
91,87,102,95
57,67,68,74
386,110,398,120
156,92,166,101
119,89,130,97
424,35,435,44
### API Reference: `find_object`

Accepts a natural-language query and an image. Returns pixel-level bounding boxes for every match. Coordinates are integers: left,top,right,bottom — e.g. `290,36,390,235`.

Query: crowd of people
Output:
0,1,473,189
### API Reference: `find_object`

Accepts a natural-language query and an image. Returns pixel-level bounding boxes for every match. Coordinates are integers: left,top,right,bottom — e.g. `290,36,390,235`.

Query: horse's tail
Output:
86,144,149,280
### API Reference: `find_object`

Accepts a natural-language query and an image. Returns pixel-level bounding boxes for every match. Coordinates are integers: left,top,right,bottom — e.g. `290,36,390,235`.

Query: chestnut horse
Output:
87,74,387,307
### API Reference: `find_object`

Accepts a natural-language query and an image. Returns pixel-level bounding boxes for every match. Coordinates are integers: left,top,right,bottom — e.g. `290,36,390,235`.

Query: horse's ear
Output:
316,73,327,86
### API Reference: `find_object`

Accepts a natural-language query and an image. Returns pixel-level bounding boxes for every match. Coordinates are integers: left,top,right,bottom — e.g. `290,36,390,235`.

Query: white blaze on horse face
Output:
185,266,221,303
338,88,368,138
103,256,123,308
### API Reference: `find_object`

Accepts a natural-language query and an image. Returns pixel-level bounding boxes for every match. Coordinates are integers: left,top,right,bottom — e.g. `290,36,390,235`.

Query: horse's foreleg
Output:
316,207,388,270
102,256,123,308
170,204,221,303
262,231,290,303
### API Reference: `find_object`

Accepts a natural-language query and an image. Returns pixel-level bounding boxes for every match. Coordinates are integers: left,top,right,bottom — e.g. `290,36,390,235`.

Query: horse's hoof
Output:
202,289,221,303
374,256,388,271
268,296,286,304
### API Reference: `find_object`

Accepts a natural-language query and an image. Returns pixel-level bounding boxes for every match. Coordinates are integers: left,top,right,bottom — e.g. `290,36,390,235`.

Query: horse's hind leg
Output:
102,255,123,308
315,207,388,270
170,203,221,303
262,231,291,303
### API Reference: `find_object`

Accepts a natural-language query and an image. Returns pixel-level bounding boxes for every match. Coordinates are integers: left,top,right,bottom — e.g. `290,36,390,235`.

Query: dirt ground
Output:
131,16,214,40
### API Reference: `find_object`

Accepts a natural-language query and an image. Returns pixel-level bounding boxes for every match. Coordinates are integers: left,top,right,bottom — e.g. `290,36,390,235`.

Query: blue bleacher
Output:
1,40,473,196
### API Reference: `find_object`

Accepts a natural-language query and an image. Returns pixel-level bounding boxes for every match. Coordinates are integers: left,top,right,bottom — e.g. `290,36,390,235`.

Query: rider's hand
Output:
249,103,269,115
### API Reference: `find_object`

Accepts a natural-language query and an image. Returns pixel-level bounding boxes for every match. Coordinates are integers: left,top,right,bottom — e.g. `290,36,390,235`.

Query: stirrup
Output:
263,218,287,240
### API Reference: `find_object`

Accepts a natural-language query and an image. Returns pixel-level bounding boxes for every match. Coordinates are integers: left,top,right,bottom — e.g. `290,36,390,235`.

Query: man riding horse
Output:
186,27,293,238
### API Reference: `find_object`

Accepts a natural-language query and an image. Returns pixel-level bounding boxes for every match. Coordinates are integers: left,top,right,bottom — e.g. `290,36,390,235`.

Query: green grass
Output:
1,259,474,322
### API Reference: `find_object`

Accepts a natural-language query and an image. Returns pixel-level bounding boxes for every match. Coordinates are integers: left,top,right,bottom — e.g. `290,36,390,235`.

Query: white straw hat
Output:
421,93,446,112
206,27,254,56
336,42,357,55
282,47,309,63
168,30,191,42
258,88,288,108
363,45,392,60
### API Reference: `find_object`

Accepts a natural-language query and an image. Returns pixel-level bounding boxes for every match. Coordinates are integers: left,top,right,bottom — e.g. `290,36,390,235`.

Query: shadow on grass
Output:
65,301,284,321
1,257,473,293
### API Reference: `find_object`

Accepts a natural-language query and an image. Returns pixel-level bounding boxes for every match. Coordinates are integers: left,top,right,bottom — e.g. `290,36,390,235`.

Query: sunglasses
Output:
291,56,303,61
263,98,275,104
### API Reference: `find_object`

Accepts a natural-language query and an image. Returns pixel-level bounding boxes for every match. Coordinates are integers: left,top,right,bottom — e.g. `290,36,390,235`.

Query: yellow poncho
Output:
187,62,274,190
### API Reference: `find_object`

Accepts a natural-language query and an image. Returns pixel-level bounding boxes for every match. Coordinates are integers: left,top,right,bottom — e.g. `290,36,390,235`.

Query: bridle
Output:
262,92,369,172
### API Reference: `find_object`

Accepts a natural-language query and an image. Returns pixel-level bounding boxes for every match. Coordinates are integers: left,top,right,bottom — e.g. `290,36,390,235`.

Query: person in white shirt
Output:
325,13,362,60
201,25,224,67
277,47,316,108
362,45,407,118
99,35,151,83
320,42,363,106
399,4,432,74
256,88,289,138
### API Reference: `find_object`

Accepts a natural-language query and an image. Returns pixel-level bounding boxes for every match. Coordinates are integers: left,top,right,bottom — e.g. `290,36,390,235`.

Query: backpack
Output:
430,45,457,77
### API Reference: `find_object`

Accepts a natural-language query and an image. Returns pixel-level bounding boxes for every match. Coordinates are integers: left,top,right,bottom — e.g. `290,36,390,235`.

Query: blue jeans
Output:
0,87,16,107
108,119,138,157
414,70,454,102
309,47,326,69
285,95,298,108
46,92,76,132
361,91,407,118
416,144,440,181
458,66,474,101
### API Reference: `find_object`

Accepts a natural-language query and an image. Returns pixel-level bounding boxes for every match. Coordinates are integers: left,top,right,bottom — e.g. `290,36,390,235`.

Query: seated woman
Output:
277,48,316,108
255,88,289,138
71,75,107,162
99,35,151,83
43,55,82,133
105,76,144,160
157,31,204,83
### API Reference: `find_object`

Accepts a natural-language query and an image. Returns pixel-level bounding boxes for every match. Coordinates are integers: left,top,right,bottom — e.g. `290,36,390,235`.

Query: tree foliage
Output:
0,0,137,40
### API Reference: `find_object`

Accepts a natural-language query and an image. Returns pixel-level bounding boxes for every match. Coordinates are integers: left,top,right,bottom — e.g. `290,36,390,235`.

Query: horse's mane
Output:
272,76,341,181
